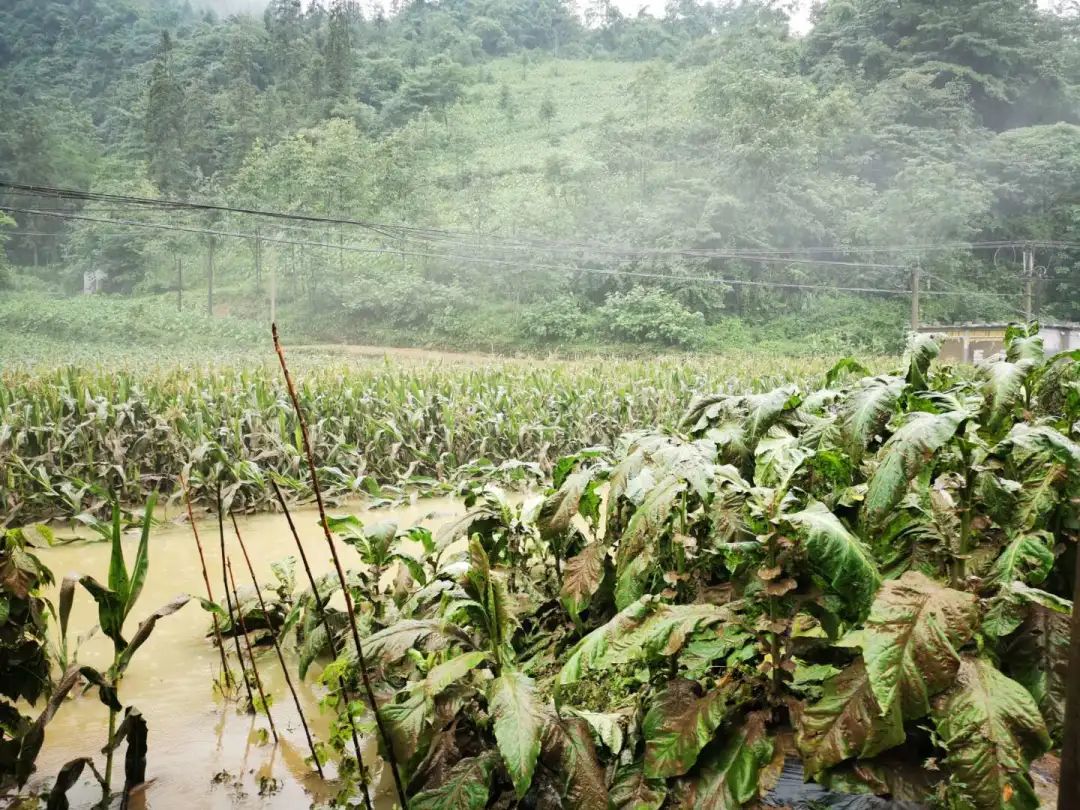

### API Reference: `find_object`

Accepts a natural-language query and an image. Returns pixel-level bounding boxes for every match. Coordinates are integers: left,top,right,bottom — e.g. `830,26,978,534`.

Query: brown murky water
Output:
28,496,469,809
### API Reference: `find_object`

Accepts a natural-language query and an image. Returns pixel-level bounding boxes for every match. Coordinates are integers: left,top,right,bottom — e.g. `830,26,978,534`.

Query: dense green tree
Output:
145,32,187,192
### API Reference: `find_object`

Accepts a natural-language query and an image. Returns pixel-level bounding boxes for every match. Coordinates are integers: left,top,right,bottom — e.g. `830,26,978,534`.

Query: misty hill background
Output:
1,0,1079,355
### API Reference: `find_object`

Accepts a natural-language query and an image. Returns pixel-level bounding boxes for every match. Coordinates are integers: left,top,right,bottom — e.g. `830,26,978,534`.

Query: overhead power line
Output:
3,204,989,298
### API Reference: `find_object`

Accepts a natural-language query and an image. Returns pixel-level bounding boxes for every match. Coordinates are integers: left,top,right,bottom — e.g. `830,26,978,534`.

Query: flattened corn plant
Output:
0,355,847,527
289,326,1078,810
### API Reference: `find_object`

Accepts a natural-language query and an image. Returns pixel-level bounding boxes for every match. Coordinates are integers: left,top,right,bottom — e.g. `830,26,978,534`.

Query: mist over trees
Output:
1,0,1079,353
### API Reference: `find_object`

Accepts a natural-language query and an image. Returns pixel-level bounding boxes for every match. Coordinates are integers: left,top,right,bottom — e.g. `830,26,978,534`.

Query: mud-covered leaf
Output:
46,758,94,810
359,619,473,664
538,470,596,538
561,543,607,620
423,651,487,697
931,657,1051,810
410,752,498,810
863,410,966,527
797,658,905,776
643,679,734,778
855,571,979,720
681,711,775,810
489,668,546,798
985,532,1054,589
567,707,624,754
983,582,1071,638
841,376,904,464
902,332,940,390
784,501,880,612
615,476,685,608
379,688,432,766
611,763,666,810
541,716,609,809
1005,600,1071,740
558,599,734,686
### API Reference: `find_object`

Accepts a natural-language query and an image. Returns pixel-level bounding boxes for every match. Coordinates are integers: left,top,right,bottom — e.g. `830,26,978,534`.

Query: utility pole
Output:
176,257,182,312
207,237,215,317
254,229,262,292
1060,545,1080,810
270,256,277,327
910,264,921,331
1023,246,1035,323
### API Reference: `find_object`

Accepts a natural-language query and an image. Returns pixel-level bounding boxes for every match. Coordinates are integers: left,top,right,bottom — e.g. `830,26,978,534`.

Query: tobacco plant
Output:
298,326,1077,810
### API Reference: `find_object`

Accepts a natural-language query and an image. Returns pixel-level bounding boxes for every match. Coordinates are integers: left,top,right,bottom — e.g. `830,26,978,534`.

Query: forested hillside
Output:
2,0,1079,355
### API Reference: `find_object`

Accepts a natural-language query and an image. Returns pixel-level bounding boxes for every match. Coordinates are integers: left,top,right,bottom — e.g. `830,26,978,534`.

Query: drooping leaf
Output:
981,361,1032,432
902,332,941,390
984,532,1054,589
79,666,121,711
682,711,775,810
558,599,735,686
488,669,546,798
797,658,905,776
614,476,685,608
742,386,801,446
359,620,473,665
115,594,190,674
784,501,880,612
46,758,94,810
753,435,809,490
538,470,595,539
423,651,488,697
611,763,666,810
566,707,624,754
410,753,498,810
863,410,966,527
379,688,432,767
643,679,735,778
541,716,610,808
1005,599,1072,740
826,358,871,389
983,582,1072,638
561,543,607,620
1001,423,1080,470
931,657,1051,810
854,571,979,721
841,376,904,464
78,576,125,648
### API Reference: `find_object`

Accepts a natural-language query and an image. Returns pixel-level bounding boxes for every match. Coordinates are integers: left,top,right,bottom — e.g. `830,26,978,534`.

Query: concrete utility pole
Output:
1023,246,1035,323
207,237,215,317
176,257,182,312
270,255,277,327
910,264,921,330
254,230,262,292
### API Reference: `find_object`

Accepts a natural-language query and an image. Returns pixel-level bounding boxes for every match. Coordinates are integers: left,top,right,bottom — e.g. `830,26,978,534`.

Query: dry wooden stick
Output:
270,479,373,810
231,513,324,778
272,324,408,808
227,558,278,744
216,487,254,709
181,479,233,689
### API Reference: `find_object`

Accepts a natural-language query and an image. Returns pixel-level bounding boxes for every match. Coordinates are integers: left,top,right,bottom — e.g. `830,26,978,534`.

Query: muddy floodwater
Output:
30,496,469,810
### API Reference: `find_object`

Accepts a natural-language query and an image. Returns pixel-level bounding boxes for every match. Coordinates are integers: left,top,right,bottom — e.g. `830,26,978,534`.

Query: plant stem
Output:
270,480,372,810
231,513,323,778
182,479,233,689
227,559,278,744
273,324,409,809
101,661,118,808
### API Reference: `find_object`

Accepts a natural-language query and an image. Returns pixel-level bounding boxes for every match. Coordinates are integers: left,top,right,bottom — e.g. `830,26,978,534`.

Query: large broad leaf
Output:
566,708,624,754
841,376,904,464
981,361,1032,432
561,543,607,621
488,669,546,798
423,651,488,697
379,689,432,767
410,753,497,810
797,658,905,776
541,716,609,808
902,332,940,390
614,476,686,609
863,410,966,527
984,532,1054,589
681,711,775,810
1002,423,1080,470
753,435,809,490
931,657,1051,810
611,763,666,810
1005,599,1072,740
784,501,880,612
643,679,734,778
983,582,1072,638
558,599,734,686
742,387,801,446
854,571,979,721
360,620,473,665
538,470,598,539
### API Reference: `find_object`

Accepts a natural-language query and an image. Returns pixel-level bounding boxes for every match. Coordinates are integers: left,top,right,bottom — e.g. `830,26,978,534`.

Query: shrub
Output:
599,285,706,348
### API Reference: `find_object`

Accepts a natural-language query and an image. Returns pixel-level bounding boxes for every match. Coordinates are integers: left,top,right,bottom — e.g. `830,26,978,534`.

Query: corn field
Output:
0,353,863,526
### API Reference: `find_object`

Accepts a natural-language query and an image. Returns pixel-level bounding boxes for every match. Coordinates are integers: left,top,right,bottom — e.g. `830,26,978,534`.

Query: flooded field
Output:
30,496,470,809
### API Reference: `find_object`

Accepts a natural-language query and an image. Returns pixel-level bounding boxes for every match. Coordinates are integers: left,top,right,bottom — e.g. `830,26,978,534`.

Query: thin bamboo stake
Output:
181,479,233,689
217,487,254,709
231,513,324,778
227,559,278,744
270,479,373,810
272,324,409,809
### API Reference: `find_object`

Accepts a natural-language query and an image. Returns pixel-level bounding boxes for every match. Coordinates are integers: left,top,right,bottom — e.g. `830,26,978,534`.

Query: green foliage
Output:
600,286,706,348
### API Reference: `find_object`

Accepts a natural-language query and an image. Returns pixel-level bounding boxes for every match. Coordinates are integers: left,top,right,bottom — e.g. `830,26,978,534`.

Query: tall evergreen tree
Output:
144,31,186,193
325,0,354,101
